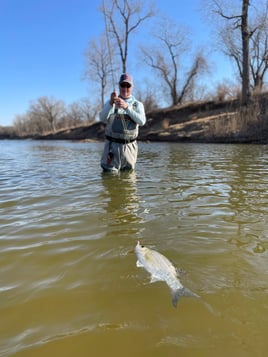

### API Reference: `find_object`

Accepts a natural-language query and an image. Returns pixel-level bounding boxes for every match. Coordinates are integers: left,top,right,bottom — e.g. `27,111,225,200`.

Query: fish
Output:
135,240,200,307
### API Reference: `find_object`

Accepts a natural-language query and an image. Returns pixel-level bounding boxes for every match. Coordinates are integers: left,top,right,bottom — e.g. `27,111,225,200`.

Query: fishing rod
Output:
102,0,117,93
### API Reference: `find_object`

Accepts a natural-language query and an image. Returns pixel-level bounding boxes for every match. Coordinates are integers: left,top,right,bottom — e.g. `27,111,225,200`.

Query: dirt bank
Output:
34,96,268,144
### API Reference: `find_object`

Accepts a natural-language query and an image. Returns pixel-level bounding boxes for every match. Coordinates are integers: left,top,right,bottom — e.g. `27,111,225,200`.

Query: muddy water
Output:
1,140,268,356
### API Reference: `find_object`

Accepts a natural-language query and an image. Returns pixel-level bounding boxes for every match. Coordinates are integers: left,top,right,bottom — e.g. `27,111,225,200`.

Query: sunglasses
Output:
120,83,131,88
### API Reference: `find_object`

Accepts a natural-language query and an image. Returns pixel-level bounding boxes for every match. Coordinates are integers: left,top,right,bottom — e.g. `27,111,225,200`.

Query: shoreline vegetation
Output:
1,95,268,143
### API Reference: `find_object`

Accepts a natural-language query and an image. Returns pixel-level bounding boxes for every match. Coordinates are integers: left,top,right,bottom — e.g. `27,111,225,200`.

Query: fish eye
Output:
141,245,144,248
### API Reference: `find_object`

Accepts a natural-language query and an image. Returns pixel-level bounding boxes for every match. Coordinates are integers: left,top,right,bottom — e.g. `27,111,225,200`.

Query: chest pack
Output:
105,101,139,142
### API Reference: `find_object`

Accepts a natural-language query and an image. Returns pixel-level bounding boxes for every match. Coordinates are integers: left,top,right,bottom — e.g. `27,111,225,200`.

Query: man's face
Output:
119,82,132,98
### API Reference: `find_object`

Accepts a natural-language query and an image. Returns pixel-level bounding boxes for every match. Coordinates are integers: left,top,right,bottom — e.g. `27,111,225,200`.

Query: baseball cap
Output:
119,73,133,86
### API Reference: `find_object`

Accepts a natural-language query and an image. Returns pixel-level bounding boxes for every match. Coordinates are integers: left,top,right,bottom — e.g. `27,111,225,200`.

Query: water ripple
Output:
1,141,268,356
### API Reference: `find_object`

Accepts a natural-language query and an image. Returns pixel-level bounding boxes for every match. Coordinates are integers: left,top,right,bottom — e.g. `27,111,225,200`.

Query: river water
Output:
0,140,268,357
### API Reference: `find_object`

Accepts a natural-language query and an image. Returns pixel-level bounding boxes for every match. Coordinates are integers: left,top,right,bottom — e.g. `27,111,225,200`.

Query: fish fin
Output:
171,287,200,308
175,267,186,278
136,260,144,268
171,290,182,307
182,287,200,299
150,275,162,283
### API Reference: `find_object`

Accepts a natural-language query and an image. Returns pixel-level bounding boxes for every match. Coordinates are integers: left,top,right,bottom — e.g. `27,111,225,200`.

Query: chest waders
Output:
105,102,139,144
102,102,139,171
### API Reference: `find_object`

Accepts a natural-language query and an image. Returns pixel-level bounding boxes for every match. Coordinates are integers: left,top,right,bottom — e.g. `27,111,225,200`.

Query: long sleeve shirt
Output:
99,95,146,126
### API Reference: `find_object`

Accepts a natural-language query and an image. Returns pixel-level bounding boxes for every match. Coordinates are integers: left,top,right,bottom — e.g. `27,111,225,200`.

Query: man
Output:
99,73,146,173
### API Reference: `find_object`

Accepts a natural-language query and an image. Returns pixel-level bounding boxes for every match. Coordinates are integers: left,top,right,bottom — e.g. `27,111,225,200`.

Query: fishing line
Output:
103,0,126,131
102,0,116,91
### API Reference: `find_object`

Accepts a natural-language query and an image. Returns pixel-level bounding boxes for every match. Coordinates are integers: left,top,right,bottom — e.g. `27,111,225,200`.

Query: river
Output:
1,140,268,356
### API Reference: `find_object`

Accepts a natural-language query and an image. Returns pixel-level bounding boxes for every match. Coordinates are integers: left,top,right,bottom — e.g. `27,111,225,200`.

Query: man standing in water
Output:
99,73,146,173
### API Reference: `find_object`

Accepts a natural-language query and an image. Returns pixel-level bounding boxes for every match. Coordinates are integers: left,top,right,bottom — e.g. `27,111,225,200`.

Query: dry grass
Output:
142,94,268,143
206,99,267,141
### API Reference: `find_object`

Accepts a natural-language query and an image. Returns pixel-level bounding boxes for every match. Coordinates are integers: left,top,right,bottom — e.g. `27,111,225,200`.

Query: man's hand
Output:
110,92,117,105
114,97,128,110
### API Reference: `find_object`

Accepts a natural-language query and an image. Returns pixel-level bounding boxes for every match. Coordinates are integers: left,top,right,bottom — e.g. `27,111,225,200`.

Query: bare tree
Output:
101,0,154,73
63,102,84,128
142,19,208,106
249,5,268,91
83,35,118,106
241,0,250,103
13,111,50,136
78,98,98,123
13,97,96,136
13,114,32,136
221,7,268,93
0,125,17,138
28,96,65,132
63,98,97,128
210,0,261,104
135,86,160,112
214,81,239,101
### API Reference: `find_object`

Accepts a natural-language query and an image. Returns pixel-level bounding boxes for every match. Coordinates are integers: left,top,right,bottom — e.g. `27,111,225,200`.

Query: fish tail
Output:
171,287,200,307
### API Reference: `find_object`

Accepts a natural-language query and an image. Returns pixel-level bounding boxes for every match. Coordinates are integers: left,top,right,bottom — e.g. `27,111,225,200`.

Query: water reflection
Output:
223,145,268,255
100,171,143,238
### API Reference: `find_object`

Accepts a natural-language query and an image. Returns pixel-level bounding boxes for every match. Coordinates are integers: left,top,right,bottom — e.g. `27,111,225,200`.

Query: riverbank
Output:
2,95,268,143
139,95,268,143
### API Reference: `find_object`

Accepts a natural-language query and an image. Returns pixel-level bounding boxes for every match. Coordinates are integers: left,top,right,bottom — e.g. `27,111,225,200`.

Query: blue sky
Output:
0,0,234,126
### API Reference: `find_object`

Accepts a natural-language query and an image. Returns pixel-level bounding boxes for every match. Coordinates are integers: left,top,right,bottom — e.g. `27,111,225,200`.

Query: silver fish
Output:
135,240,199,307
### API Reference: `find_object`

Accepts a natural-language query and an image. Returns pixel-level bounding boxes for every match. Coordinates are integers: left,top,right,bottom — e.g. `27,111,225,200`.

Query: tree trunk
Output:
241,0,251,104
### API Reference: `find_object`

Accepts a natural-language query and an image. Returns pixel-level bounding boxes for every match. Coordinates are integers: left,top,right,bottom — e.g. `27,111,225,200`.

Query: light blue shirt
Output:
99,95,146,126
